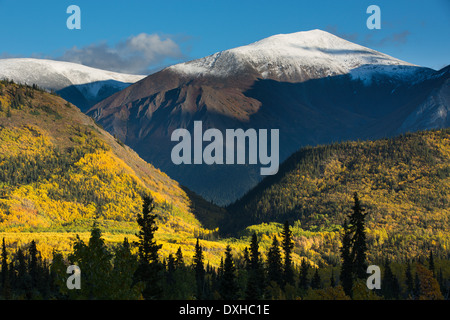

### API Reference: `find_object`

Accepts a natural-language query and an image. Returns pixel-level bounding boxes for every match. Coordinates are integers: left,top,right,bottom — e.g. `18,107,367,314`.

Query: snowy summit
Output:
170,29,429,83
0,58,145,97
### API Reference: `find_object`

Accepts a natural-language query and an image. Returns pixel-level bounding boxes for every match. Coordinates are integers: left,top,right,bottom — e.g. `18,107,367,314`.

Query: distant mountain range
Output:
86,29,449,205
0,58,145,112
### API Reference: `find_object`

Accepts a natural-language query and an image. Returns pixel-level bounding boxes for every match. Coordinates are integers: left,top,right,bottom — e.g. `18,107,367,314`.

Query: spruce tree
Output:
49,250,67,299
340,220,353,297
266,235,283,288
175,246,184,268
298,258,310,292
414,271,421,299
28,240,39,290
311,268,321,289
349,192,368,279
166,254,176,289
245,233,265,300
220,245,238,300
133,196,163,300
1,238,11,299
193,238,205,299
111,238,140,299
382,259,400,300
428,250,435,277
69,221,113,299
330,269,336,287
15,248,32,299
281,221,294,286
405,261,414,298
243,247,250,271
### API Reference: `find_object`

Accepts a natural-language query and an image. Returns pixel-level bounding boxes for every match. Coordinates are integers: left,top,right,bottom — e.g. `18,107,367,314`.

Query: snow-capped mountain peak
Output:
170,29,430,83
0,58,146,111
0,58,145,94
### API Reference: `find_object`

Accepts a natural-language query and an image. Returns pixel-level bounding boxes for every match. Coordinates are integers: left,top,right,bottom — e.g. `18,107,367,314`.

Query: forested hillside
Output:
226,129,450,261
0,79,225,260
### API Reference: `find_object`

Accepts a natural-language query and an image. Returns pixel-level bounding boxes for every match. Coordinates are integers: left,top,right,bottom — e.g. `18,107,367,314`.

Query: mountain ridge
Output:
169,29,432,82
0,79,198,232
222,128,450,260
0,58,146,112
88,29,449,205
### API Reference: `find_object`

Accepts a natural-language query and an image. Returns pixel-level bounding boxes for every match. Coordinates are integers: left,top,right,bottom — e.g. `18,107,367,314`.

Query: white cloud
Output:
58,33,185,75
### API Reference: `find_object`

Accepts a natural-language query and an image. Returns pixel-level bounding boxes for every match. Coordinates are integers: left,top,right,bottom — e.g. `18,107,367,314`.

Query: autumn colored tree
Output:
416,264,444,300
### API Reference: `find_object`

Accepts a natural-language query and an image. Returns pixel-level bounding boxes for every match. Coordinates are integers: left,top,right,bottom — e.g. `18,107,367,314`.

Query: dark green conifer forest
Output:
0,194,448,300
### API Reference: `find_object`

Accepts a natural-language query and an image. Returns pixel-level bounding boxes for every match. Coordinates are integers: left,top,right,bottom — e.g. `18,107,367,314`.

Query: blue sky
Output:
0,0,449,74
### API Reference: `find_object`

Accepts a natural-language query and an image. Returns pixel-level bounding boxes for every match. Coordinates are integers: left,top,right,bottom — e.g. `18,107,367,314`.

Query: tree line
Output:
0,194,448,300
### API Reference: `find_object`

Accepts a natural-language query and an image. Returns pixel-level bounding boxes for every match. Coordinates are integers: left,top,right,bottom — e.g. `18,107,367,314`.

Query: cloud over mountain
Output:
58,33,185,75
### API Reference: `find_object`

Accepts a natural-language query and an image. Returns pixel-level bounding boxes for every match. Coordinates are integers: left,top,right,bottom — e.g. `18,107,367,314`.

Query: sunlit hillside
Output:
0,80,229,264
226,128,450,263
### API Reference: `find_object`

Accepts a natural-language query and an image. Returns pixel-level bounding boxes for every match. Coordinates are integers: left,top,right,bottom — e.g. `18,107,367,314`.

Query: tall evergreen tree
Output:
349,192,368,279
311,268,321,289
243,247,250,271
14,248,32,299
220,245,238,300
193,238,205,299
414,271,421,299
298,258,310,292
266,235,283,288
281,221,294,286
49,250,67,299
166,254,176,290
245,233,265,300
428,250,435,277
405,260,414,298
340,220,353,297
382,259,400,300
330,269,336,287
1,238,11,299
111,238,140,299
28,240,39,290
175,246,184,268
133,196,163,300
69,221,113,299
